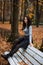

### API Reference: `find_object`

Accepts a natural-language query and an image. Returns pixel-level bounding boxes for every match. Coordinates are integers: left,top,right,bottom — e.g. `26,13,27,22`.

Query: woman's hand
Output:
30,43,33,47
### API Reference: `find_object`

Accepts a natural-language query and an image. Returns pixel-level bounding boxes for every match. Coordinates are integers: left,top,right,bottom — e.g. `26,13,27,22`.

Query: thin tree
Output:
2,0,5,23
35,0,40,27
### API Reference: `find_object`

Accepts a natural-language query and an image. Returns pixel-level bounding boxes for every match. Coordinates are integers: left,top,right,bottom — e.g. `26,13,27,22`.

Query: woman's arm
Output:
29,25,32,44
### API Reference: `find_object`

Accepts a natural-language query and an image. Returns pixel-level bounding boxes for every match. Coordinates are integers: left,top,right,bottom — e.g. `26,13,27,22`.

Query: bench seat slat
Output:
17,51,32,65
28,46,43,58
8,57,16,65
13,54,25,65
19,48,40,65
14,53,32,65
14,54,22,62
12,56,20,65
26,48,43,65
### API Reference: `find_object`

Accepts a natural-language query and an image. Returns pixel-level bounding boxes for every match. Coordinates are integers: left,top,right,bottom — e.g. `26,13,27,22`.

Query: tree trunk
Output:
7,0,19,42
20,0,25,21
36,0,39,27
2,0,5,23
20,0,28,21
24,0,28,16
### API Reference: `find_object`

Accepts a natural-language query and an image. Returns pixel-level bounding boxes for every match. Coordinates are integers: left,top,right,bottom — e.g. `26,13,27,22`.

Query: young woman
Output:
1,16,33,60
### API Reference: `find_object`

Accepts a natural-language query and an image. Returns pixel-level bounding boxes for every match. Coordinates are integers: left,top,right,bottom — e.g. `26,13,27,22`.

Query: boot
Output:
22,45,28,50
1,54,10,60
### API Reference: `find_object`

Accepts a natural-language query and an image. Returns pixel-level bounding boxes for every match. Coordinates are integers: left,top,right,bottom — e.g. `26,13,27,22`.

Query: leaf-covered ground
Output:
0,37,13,65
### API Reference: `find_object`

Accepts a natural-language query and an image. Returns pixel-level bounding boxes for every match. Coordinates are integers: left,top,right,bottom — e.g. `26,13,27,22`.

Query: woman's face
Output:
24,17,28,24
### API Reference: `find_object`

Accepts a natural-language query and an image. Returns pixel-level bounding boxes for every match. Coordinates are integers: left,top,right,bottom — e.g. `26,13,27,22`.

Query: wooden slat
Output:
19,48,40,65
14,54,22,63
28,46,43,58
26,48,43,65
12,56,20,65
14,53,28,65
8,57,16,65
16,51,32,65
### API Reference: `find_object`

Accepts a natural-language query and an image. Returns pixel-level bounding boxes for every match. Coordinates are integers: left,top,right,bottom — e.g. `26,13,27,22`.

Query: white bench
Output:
4,46,43,65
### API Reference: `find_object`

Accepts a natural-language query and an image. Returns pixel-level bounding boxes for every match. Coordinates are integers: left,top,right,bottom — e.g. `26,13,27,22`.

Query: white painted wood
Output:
14,53,23,63
8,57,16,65
19,48,40,65
26,48,43,65
28,46,43,58
4,51,16,65
12,57,20,65
14,54,26,65
17,51,32,65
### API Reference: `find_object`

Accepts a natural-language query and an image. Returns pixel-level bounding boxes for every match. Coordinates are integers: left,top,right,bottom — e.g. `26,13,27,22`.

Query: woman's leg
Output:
8,38,29,57
1,36,29,59
13,36,25,43
11,36,25,51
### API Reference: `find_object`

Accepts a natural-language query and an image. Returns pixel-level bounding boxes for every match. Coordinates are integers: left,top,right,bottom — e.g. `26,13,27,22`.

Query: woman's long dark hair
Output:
23,16,32,29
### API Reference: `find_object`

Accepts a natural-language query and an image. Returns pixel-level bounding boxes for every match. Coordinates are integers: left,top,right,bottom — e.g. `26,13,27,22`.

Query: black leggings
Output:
8,36,29,56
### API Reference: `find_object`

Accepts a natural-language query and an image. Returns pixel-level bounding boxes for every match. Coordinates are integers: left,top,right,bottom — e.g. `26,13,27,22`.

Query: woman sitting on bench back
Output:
1,16,33,60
